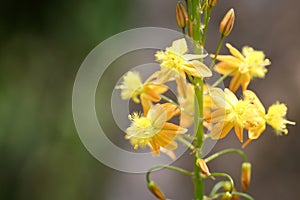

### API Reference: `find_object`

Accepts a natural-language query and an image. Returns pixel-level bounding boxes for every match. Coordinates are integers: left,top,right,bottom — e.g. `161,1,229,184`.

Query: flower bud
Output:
208,0,218,7
223,181,232,192
241,162,252,192
219,8,235,36
221,192,232,200
196,158,211,176
176,2,188,29
147,181,166,200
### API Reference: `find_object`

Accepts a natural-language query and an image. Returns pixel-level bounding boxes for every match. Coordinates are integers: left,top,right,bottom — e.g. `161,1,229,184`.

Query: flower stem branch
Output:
209,181,227,197
177,136,195,150
211,69,237,87
209,192,254,200
210,35,225,69
146,165,193,183
204,148,249,163
208,173,234,193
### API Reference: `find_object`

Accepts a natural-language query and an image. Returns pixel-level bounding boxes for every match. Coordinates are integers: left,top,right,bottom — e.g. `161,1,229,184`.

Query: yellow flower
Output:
214,43,271,92
266,102,295,135
117,71,168,114
155,38,212,84
125,103,187,155
209,89,265,143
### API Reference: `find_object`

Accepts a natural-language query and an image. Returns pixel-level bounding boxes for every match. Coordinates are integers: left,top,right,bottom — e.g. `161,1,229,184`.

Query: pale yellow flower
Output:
266,102,295,135
155,38,212,84
214,43,271,92
117,71,168,114
125,103,187,155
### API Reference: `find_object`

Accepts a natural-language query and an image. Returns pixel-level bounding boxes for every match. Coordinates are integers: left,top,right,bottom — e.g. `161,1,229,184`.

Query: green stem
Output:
211,69,237,87
183,134,195,141
209,192,254,200
209,181,227,196
160,94,179,107
177,136,195,150
232,192,255,200
193,77,204,200
202,7,211,46
146,165,193,183
192,0,201,43
210,35,225,69
204,148,249,163
209,173,234,193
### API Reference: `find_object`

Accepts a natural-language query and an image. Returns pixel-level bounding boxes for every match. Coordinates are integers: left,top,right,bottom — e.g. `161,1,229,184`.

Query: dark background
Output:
1,0,299,199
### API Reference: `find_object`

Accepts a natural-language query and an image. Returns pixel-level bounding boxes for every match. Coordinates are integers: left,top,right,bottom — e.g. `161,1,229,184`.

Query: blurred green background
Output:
1,0,300,199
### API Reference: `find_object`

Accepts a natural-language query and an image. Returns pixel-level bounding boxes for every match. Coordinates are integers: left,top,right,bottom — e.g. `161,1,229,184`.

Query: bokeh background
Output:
1,0,300,199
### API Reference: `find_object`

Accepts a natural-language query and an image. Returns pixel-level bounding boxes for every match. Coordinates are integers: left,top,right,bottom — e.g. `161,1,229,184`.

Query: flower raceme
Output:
214,43,271,92
125,103,187,155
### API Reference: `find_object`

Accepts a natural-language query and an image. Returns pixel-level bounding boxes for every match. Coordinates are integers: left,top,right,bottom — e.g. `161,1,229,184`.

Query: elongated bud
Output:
241,162,252,192
219,8,235,36
208,0,218,7
196,158,211,176
147,181,166,200
176,2,188,29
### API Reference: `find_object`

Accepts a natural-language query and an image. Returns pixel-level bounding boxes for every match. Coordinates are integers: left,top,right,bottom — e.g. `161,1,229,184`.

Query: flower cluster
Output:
117,38,295,154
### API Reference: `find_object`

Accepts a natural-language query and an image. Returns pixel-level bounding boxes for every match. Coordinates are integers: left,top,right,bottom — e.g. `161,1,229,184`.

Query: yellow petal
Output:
214,55,241,67
183,53,207,60
234,125,244,143
248,123,266,140
147,104,167,129
224,88,239,106
140,95,153,116
149,140,160,155
147,84,168,94
189,60,212,77
214,62,237,75
229,73,242,92
210,121,233,139
170,38,188,54
154,132,178,150
210,88,226,108
243,90,265,113
226,43,245,60
209,108,227,123
161,103,180,121
176,74,188,98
